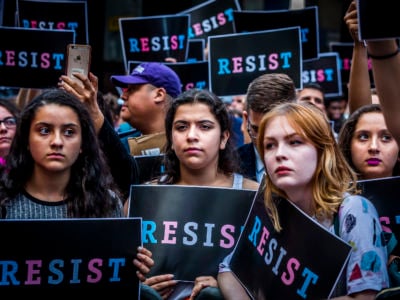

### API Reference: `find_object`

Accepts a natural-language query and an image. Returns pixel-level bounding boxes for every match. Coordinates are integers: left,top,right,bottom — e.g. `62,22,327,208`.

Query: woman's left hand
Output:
190,276,218,299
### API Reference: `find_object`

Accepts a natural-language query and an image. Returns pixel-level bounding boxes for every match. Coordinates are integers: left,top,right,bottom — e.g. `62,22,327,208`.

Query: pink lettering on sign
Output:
188,8,234,38
0,258,126,286
22,19,78,32
247,215,319,298
142,220,243,249
339,57,373,72
128,35,186,53
0,50,64,70
184,81,207,90
301,68,334,84
217,52,293,75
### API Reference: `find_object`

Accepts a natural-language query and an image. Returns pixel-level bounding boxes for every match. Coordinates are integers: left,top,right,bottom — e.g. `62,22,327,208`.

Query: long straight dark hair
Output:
160,88,240,184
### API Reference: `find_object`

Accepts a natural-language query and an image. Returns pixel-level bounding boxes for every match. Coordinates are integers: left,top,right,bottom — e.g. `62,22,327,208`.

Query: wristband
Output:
368,49,399,60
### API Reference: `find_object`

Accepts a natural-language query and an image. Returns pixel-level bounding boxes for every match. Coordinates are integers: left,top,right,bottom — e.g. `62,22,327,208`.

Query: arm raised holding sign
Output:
343,0,375,114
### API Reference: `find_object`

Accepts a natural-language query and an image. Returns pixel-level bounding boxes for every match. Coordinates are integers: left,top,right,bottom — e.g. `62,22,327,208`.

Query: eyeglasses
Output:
0,117,17,129
247,120,259,140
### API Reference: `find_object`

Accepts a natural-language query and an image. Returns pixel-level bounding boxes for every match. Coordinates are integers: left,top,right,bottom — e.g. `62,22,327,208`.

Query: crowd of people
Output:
1,0,400,299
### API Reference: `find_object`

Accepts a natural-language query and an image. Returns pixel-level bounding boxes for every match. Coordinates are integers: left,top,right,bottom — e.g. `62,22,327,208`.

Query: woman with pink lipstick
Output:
0,99,20,165
338,104,400,298
218,102,389,300
338,104,400,180
143,88,259,300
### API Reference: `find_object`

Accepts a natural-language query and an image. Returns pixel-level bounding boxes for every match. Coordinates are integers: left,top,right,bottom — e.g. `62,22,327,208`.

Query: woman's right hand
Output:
343,0,359,42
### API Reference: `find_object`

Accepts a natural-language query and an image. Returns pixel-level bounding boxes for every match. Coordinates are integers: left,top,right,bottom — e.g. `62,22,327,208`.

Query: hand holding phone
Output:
66,44,91,86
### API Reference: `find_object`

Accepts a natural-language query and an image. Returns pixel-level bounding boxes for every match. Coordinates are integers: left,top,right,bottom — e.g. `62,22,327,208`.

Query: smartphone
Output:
66,44,91,86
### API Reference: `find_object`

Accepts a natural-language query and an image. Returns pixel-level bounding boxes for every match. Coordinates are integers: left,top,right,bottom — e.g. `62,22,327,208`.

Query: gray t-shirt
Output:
2,190,123,219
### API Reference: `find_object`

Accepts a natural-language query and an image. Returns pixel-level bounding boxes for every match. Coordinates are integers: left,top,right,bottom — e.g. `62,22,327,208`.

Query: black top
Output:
98,119,139,200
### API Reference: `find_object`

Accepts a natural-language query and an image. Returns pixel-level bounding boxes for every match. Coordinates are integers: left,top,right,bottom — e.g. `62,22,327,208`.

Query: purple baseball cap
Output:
110,62,182,98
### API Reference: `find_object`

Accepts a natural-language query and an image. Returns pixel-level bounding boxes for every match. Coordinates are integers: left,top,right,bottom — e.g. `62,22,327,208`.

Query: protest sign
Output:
230,186,352,299
128,60,209,92
357,0,400,40
0,26,73,88
179,0,240,40
233,7,319,60
208,27,302,96
187,38,205,62
129,185,256,280
119,15,189,71
165,61,209,91
358,176,400,245
302,52,342,98
134,154,166,184
0,218,142,297
329,42,374,88
16,0,88,44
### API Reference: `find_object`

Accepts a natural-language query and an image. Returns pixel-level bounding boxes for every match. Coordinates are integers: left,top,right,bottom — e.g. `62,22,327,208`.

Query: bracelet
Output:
368,49,399,60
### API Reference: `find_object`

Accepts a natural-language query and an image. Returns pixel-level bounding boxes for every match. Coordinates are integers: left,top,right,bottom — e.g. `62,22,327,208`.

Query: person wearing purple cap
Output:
111,62,182,156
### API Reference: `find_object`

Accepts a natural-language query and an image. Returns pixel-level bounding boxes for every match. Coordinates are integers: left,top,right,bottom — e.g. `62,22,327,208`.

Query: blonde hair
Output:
256,102,358,231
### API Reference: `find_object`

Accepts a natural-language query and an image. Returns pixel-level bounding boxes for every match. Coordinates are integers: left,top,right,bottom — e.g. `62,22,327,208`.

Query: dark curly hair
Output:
0,88,121,217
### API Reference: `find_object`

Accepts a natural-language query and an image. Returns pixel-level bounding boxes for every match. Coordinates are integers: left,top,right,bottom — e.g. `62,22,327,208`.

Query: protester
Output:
325,95,348,135
59,63,181,199
338,104,400,180
0,98,20,164
296,82,326,113
227,94,246,119
102,91,125,131
238,73,297,182
229,112,245,148
59,72,139,200
348,29,400,287
110,62,182,155
0,88,122,217
218,102,389,299
338,104,400,297
222,95,245,148
343,2,400,148
97,90,117,130
0,89,153,290
343,4,400,298
143,88,259,300
224,97,250,145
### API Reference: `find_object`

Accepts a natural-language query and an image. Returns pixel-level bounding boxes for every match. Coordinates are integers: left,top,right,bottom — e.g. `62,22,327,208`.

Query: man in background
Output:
238,73,297,182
